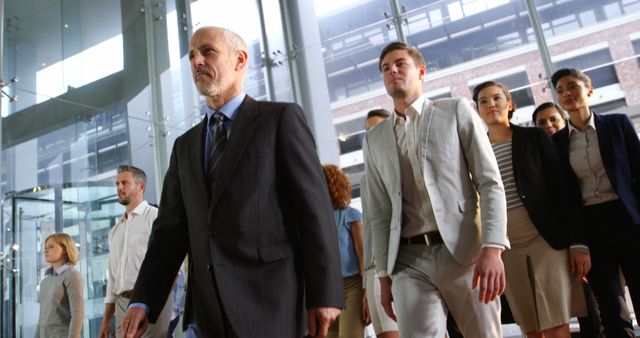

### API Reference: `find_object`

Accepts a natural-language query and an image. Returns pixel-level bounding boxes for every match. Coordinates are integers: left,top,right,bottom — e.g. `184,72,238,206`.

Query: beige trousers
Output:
391,244,502,338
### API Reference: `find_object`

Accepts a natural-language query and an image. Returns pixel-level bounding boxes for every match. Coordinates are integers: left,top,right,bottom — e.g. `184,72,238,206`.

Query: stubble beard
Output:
117,195,130,207
197,81,220,97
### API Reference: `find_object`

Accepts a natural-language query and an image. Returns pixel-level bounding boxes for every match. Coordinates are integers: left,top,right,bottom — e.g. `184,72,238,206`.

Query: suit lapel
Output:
511,125,525,182
208,96,260,210
555,127,570,163
594,113,615,175
418,99,434,170
188,121,210,201
376,118,401,197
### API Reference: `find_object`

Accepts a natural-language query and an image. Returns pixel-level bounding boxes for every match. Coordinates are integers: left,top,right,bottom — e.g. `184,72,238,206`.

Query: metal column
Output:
525,0,558,101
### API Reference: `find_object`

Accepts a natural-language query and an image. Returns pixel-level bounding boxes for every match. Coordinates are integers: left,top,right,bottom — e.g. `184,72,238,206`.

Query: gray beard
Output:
198,83,219,97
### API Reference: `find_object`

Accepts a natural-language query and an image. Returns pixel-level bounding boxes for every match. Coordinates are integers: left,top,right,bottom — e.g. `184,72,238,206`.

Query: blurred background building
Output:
0,0,638,337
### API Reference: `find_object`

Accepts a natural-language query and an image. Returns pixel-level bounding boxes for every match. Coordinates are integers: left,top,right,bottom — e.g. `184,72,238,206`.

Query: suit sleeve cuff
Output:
128,303,150,314
570,245,590,254
481,243,506,251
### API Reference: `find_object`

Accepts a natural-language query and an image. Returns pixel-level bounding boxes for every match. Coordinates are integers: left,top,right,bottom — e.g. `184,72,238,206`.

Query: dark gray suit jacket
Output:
132,96,344,337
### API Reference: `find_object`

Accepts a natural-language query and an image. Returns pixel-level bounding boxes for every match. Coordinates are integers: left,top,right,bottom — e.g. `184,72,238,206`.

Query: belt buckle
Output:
423,233,431,246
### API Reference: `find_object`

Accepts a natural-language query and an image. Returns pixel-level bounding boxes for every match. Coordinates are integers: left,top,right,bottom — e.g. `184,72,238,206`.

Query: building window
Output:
553,48,619,89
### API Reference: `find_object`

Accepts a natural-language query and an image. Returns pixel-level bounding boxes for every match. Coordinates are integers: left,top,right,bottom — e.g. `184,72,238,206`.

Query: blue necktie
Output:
207,112,227,190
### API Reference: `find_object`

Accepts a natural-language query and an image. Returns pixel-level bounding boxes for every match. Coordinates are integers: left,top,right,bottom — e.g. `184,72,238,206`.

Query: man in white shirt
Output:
98,165,172,338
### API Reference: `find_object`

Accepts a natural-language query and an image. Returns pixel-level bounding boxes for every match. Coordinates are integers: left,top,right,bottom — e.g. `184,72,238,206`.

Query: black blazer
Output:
510,124,586,249
553,112,640,225
132,96,344,337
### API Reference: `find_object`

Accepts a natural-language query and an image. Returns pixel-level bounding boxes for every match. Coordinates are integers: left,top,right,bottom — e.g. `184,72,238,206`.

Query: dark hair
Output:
378,42,426,72
117,165,147,186
472,81,516,119
531,102,567,124
322,164,351,210
551,68,592,89
366,109,391,121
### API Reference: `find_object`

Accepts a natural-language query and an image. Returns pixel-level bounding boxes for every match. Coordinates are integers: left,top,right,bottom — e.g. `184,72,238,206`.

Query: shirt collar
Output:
46,263,71,276
568,111,596,134
123,200,149,220
392,94,426,125
201,92,246,122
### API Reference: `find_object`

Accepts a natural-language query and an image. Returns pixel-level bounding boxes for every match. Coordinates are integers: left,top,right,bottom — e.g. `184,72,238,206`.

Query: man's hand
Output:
570,249,591,283
98,322,112,338
379,276,397,321
361,292,371,326
122,307,150,338
472,247,505,303
99,303,115,338
307,307,341,338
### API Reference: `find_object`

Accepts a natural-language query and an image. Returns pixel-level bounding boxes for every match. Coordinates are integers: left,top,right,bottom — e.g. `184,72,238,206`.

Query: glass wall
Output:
1,0,149,336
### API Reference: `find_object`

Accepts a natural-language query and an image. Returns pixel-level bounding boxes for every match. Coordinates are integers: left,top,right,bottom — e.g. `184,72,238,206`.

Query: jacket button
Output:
206,264,213,271
521,194,526,199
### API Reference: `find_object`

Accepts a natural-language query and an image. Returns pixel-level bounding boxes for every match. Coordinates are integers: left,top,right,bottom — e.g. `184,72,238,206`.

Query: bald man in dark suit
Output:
122,26,344,338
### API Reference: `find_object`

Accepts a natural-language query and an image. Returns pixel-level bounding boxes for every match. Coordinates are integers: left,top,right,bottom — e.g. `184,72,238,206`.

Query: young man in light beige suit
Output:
362,42,509,337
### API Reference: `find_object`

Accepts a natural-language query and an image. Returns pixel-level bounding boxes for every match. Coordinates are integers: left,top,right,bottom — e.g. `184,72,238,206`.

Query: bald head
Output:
189,26,249,108
193,26,248,55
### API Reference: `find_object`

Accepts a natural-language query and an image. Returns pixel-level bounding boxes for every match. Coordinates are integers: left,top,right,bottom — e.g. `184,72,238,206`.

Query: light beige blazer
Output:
362,97,509,276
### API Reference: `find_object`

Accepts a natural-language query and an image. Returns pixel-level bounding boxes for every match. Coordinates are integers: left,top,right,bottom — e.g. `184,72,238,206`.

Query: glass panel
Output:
2,182,122,338
1,109,128,337
536,0,640,114
316,0,395,103
633,38,640,68
403,0,533,71
2,0,123,115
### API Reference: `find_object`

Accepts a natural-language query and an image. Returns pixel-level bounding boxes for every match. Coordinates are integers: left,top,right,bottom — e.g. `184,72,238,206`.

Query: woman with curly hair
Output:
36,233,84,338
322,164,369,338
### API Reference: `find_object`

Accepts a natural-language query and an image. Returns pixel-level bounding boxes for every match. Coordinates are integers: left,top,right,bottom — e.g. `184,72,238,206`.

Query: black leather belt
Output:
120,290,134,299
400,231,443,246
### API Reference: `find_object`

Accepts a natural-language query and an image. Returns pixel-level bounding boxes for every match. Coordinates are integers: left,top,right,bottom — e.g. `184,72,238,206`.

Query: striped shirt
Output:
491,140,523,210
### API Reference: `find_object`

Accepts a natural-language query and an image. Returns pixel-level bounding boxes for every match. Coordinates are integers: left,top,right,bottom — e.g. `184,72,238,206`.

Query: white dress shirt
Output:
104,200,158,303
393,95,438,237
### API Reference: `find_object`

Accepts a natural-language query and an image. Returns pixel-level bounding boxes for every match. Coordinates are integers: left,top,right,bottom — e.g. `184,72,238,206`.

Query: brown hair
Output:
45,233,79,265
322,164,352,210
117,165,147,186
472,81,516,119
378,42,426,72
551,68,592,89
532,102,567,124
366,109,391,121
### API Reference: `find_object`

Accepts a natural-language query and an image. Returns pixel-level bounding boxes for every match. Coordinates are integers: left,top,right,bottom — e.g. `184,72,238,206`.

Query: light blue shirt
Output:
334,207,363,278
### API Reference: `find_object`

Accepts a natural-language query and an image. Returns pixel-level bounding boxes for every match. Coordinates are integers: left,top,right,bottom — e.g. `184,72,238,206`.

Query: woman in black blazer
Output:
473,81,589,338
552,68,640,338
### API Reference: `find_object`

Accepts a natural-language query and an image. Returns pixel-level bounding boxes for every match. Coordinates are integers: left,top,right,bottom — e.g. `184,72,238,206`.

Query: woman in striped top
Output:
472,81,589,338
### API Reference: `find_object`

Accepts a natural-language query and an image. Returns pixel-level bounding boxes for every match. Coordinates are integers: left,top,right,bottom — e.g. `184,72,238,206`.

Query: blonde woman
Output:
36,233,84,338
